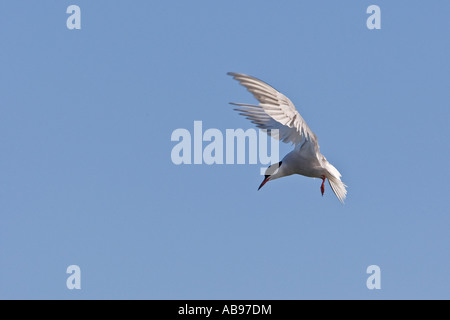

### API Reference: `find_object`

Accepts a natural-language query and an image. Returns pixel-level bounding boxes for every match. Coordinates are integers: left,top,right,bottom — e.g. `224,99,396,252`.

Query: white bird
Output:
228,72,347,203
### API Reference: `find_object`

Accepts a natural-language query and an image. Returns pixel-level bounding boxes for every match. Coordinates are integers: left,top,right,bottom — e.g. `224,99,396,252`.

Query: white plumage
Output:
228,72,347,203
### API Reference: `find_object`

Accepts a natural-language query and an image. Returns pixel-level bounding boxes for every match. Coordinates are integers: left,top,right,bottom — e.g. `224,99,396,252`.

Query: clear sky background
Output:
1,1,449,299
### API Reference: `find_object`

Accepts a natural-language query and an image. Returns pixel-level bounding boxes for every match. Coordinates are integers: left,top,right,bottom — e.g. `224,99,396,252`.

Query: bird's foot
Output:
321,176,326,196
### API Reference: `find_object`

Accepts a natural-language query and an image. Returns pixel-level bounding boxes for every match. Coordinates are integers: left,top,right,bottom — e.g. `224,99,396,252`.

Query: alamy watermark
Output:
366,265,381,290
66,4,380,31
367,5,381,30
171,121,280,175
66,5,81,30
66,265,81,290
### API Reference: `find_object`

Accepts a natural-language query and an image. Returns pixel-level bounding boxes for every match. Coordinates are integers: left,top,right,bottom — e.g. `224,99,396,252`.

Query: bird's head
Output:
258,161,283,190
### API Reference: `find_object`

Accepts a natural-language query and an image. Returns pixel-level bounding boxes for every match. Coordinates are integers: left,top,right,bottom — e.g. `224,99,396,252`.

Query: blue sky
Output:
1,1,449,299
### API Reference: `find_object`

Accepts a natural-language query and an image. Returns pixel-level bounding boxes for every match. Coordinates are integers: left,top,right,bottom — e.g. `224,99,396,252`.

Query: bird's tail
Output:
325,163,348,204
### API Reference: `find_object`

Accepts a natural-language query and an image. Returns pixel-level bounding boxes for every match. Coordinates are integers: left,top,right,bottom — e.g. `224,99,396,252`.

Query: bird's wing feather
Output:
228,72,318,147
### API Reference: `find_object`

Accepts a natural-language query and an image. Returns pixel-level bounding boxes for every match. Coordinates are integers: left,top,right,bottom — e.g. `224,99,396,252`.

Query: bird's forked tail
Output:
325,163,348,204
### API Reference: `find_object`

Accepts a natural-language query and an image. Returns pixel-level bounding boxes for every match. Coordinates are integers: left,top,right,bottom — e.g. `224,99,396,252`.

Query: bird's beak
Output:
258,176,270,190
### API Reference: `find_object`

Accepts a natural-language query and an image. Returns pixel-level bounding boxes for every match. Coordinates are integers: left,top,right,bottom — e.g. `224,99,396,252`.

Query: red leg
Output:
321,176,326,196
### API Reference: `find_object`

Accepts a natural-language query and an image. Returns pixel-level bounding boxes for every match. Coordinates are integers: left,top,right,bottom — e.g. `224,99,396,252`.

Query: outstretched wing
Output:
228,72,318,147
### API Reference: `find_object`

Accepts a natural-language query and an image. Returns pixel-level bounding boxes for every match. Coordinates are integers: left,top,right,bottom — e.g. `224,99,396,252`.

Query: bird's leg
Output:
321,176,326,196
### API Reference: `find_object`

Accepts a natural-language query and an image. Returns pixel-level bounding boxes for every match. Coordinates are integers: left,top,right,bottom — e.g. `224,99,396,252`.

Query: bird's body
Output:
228,72,347,203
282,146,326,179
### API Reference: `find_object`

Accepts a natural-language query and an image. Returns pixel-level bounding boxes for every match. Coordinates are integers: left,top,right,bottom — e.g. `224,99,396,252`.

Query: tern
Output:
228,72,347,203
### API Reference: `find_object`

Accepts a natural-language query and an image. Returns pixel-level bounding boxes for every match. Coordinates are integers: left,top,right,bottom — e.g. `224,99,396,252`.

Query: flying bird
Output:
228,72,347,203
